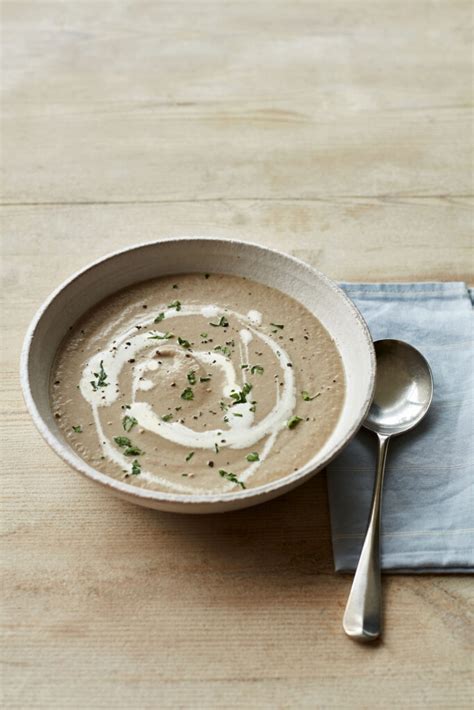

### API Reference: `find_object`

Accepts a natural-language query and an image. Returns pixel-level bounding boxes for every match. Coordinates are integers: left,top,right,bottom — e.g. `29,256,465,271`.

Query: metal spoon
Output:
343,339,433,641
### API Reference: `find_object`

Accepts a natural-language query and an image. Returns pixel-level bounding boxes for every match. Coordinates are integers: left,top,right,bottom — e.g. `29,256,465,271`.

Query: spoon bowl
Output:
365,340,433,437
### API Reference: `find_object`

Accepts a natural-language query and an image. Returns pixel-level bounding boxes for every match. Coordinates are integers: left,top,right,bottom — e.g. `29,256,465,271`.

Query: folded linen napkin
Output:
327,282,473,573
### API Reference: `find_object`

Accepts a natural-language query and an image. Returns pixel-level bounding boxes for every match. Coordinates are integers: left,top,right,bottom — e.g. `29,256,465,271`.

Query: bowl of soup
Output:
21,238,375,513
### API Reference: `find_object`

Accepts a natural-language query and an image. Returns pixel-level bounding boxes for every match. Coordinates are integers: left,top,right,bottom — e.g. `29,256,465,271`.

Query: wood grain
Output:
1,1,473,708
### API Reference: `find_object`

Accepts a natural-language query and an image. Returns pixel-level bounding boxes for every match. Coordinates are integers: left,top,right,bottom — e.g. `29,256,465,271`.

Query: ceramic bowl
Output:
21,238,375,513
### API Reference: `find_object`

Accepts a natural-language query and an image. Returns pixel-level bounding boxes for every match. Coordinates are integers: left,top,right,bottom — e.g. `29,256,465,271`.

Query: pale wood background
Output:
1,1,473,708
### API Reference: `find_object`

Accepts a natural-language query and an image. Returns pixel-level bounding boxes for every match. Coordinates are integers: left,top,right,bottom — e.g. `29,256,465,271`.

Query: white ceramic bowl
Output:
21,238,375,514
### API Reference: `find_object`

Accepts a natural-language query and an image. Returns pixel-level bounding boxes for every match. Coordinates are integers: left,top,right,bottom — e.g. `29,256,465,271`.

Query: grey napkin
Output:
327,282,473,573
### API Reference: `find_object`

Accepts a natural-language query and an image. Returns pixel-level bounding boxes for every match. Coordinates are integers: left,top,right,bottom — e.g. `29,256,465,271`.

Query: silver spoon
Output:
343,339,433,642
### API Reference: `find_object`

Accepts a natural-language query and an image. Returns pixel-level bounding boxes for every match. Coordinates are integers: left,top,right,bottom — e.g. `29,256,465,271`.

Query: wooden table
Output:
2,2,472,708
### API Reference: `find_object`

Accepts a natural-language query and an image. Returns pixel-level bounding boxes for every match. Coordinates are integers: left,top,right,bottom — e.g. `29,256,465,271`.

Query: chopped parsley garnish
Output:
200,332,208,338
123,445,143,456
301,390,320,401
131,460,141,476
246,452,260,462
181,387,194,401
114,436,143,455
72,425,82,433
168,300,181,311
122,415,138,432
250,365,264,375
114,436,132,448
219,469,246,489
187,370,197,385
230,382,252,405
200,376,211,382
210,315,229,328
177,336,192,349
287,415,303,429
214,345,231,357
161,413,173,422
240,364,249,369
270,322,284,330
90,360,109,391
154,312,165,323
233,412,243,417
185,451,195,462
148,331,174,340
214,443,219,453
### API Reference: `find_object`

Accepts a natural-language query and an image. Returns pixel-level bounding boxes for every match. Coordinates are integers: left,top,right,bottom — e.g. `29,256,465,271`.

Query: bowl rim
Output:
20,236,376,506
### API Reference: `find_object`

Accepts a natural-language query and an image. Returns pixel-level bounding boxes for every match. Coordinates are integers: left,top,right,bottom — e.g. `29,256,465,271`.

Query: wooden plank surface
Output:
1,1,473,708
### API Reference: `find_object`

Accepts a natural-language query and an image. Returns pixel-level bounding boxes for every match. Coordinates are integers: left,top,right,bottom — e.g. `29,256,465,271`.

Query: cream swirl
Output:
79,305,296,492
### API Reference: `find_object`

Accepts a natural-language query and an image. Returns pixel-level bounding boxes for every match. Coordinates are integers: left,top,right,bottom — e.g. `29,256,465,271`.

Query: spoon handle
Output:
342,433,390,641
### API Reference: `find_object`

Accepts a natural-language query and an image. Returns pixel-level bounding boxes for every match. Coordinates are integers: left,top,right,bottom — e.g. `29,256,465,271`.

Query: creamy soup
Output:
51,273,345,494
